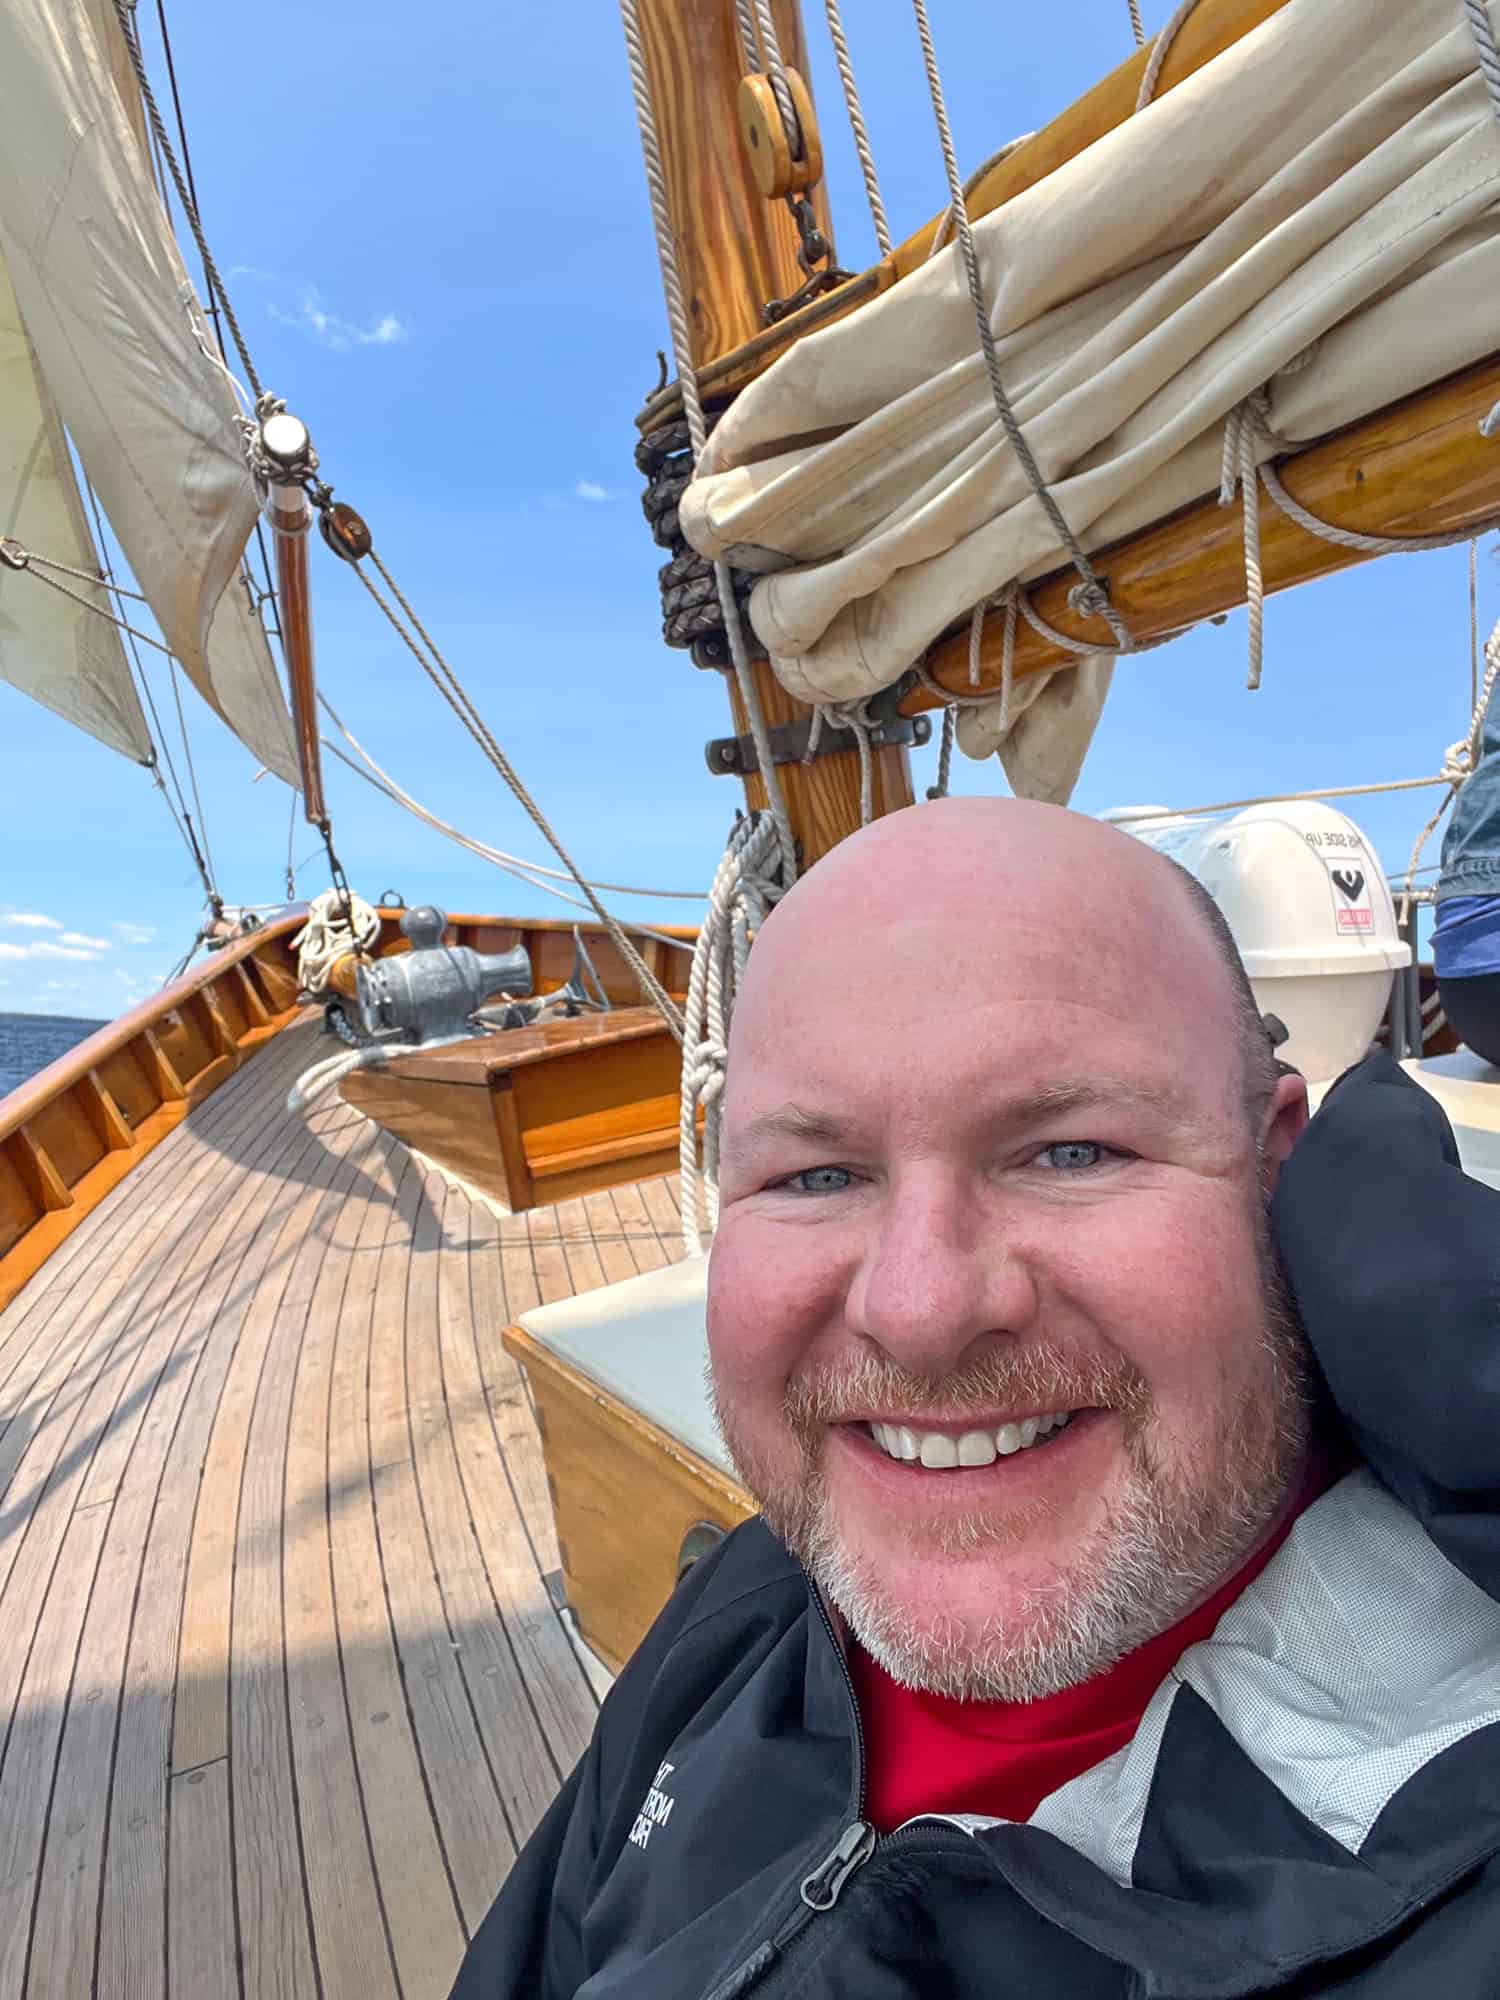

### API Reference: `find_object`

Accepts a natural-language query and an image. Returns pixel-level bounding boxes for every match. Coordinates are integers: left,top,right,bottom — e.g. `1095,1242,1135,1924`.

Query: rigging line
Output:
109,0,263,399
150,0,224,352
320,736,697,952
165,656,218,895
285,786,299,900
317,693,707,899
617,0,797,879
15,548,153,606
78,478,195,833
822,0,892,256
1126,0,1147,46
1106,775,1454,824
748,0,801,156
342,549,685,1037
910,0,1133,650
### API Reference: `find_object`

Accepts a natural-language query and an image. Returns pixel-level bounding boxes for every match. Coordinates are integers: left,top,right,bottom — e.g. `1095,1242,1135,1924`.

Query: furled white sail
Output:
0,0,299,787
0,256,154,763
682,0,1500,801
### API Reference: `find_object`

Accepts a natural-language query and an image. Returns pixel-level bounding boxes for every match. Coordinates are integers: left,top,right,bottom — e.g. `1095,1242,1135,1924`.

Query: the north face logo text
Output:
628,1762,676,1850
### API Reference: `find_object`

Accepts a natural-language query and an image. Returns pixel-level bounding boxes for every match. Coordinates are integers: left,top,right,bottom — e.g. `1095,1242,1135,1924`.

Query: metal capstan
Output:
354,906,533,1047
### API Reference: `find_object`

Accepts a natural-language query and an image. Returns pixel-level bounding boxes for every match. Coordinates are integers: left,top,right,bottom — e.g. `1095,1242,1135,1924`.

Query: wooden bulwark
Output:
0,920,304,1314
0,909,698,1315
0,1016,690,1997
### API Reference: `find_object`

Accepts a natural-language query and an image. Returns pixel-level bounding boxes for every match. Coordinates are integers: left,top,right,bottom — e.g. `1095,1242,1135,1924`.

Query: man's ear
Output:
1260,1069,1309,1196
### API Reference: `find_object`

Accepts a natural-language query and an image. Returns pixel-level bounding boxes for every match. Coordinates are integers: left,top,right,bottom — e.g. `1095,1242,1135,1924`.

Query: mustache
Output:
782,1344,1152,1434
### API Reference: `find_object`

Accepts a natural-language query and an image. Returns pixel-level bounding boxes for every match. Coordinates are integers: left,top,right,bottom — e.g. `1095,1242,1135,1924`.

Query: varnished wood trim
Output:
503,1323,753,1671
490,1080,536,1213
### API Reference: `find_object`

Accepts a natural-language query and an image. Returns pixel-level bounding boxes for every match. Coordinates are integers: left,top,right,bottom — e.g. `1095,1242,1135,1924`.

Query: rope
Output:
813,699,878,824
165,656,217,896
319,705,704,936
678,814,786,1253
345,550,684,1038
1136,0,1201,110
927,135,1035,260
823,0,892,256
1219,389,1500,691
75,478,222,906
928,705,957,799
110,0,262,399
749,0,802,158
618,0,797,883
1107,773,1456,825
1126,0,1147,47
911,0,1134,650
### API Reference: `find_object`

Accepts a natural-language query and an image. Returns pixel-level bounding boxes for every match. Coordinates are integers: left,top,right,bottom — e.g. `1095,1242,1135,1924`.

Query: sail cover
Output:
0,0,299,786
682,0,1500,801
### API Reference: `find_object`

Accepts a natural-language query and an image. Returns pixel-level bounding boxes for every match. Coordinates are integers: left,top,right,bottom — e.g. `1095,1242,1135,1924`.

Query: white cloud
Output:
112,921,157,945
574,479,613,503
269,287,409,354
60,931,110,951
0,940,105,963
0,912,63,931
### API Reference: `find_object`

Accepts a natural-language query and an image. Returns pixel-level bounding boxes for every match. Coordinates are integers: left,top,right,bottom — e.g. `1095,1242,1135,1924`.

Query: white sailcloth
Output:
681,0,1500,801
0,0,299,787
0,254,153,762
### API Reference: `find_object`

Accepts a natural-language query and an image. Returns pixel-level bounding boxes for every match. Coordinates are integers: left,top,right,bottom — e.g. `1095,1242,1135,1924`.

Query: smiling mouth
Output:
857,1411,1077,1470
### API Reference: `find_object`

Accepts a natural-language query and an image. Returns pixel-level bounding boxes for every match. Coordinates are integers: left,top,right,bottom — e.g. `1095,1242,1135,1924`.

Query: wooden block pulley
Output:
737,67,822,199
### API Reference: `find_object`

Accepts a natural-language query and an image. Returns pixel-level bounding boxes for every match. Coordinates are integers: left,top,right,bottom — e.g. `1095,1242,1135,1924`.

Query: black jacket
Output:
452,1053,1500,1998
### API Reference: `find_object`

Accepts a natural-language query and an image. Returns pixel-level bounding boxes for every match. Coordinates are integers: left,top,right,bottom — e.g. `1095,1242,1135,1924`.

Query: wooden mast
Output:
632,0,915,864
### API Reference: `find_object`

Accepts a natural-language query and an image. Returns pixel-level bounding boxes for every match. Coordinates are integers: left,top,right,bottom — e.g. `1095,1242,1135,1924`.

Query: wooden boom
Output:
908,351,1500,706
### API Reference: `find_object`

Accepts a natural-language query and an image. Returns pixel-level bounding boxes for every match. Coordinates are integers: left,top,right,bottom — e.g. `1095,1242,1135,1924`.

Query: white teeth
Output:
866,1410,1076,1468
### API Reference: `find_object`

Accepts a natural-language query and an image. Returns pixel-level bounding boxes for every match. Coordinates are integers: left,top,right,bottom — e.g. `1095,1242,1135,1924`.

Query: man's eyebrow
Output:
731,1079,1196,1154
1000,1077,1196,1125
734,1105,852,1151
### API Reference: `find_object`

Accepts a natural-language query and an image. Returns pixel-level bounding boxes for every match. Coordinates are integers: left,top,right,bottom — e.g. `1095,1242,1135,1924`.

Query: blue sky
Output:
0,0,1481,1017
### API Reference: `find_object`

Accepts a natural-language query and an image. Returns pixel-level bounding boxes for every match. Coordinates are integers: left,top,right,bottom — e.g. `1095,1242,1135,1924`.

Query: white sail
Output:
0,256,154,763
0,0,299,787
682,0,1500,801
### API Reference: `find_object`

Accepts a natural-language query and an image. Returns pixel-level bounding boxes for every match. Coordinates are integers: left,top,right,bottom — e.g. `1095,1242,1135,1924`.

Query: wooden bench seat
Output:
502,1256,754,1671
340,1006,696,1211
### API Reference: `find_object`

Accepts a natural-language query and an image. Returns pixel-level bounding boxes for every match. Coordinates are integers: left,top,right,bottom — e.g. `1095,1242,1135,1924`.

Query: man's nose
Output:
843,1173,1038,1379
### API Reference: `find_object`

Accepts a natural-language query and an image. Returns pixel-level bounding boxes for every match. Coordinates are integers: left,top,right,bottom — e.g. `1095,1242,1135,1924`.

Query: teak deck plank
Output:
0,1013,692,1998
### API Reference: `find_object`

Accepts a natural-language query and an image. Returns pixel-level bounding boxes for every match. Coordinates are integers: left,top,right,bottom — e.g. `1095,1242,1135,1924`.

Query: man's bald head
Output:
732,797,1278,1136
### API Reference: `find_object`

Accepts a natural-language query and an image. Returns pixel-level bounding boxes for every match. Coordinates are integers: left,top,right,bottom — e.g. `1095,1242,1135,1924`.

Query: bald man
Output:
451,799,1500,2000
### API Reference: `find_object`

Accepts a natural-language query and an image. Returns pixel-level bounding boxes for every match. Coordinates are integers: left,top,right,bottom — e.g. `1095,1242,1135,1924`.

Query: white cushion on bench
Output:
517,1255,735,1477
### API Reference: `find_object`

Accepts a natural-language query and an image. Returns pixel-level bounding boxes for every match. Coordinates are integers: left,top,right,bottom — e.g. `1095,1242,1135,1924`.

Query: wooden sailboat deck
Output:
0,1017,687,1998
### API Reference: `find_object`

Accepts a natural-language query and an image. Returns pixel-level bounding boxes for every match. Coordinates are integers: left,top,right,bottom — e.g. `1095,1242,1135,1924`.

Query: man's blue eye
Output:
1041,1141,1105,1171
788,1167,853,1194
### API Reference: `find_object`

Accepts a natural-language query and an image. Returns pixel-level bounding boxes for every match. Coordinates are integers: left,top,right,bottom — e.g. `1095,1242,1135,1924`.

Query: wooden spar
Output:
259,412,329,825
631,0,914,864
636,0,1290,424
270,523,327,824
905,352,1500,707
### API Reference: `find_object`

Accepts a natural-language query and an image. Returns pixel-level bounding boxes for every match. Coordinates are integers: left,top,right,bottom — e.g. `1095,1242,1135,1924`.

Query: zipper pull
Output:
799,1819,876,1911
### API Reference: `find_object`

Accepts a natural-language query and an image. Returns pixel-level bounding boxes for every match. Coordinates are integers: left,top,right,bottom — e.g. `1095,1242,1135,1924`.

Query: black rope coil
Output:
636,417,754,662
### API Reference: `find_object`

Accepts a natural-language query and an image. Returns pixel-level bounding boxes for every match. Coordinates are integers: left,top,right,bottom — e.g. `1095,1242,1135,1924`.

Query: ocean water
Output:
0,1013,108,1099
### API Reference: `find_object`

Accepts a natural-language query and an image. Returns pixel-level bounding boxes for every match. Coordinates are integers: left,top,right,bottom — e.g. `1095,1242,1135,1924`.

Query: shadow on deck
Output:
0,1018,683,1998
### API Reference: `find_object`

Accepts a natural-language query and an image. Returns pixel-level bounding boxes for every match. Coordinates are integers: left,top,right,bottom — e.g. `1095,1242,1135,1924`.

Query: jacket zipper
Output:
697,1581,877,2000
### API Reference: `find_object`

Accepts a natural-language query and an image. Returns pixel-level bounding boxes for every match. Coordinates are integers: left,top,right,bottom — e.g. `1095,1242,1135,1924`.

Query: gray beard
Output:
714,1232,1314,1705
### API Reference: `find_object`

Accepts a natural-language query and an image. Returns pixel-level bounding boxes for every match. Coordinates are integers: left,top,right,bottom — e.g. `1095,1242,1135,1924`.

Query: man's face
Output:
708,859,1311,1702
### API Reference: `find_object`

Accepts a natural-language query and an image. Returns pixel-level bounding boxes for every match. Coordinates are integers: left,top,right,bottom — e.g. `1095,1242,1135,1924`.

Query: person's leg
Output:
1435,969,1500,1068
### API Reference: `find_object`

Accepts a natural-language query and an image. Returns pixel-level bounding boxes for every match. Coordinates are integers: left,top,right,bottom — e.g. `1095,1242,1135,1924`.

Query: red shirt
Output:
848,1476,1325,1833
